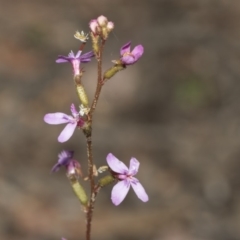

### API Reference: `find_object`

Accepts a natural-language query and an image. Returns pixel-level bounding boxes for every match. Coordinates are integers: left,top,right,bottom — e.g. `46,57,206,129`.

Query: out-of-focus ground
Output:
1,0,240,239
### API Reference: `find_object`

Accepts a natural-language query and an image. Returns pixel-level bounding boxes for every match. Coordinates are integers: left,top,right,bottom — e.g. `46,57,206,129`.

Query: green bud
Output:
104,64,125,80
70,178,88,206
99,175,115,187
76,84,89,108
74,75,89,108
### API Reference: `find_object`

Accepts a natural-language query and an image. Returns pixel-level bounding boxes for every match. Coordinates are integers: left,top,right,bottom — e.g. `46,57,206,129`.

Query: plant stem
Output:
86,134,94,240
90,40,105,115
86,40,105,240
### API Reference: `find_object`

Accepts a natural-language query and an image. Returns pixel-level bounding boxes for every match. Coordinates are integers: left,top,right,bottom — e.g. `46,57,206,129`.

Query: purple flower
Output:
120,41,144,65
56,50,94,76
51,150,81,176
44,104,84,143
51,150,73,172
106,153,149,206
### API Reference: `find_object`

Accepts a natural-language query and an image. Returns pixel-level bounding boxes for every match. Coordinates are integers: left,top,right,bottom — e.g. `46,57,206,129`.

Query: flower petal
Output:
111,180,130,205
68,51,75,58
70,103,78,116
75,50,82,58
58,150,73,164
130,178,149,202
51,163,61,172
128,157,140,176
106,153,128,174
56,56,71,63
121,55,136,65
56,59,68,63
81,51,95,59
131,45,144,61
44,113,71,124
120,41,131,55
58,123,77,142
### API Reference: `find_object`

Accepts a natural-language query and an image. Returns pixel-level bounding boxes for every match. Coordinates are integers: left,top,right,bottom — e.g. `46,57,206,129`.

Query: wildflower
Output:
52,150,72,172
56,50,94,76
44,104,84,143
51,150,82,175
89,15,114,39
106,153,149,206
120,41,144,65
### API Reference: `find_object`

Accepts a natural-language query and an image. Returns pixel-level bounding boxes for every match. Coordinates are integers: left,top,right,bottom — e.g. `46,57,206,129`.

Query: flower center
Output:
123,52,135,59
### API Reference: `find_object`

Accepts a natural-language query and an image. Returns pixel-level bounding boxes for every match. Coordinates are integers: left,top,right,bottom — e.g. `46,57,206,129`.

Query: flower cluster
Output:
53,151,149,206
89,15,114,39
44,15,148,240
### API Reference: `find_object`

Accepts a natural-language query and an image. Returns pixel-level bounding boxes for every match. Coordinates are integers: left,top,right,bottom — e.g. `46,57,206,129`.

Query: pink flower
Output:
106,153,149,206
44,104,84,143
120,41,144,65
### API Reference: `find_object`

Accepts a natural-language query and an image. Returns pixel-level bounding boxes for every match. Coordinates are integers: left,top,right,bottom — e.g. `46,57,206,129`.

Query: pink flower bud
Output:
97,15,108,27
89,19,99,34
107,21,114,32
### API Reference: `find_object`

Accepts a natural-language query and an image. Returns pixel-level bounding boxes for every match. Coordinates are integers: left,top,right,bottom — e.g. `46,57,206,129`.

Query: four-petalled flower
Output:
56,50,94,76
106,153,149,206
120,41,144,65
44,104,84,143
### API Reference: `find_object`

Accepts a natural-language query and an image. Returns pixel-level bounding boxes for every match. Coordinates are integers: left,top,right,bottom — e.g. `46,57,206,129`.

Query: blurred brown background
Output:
1,0,240,239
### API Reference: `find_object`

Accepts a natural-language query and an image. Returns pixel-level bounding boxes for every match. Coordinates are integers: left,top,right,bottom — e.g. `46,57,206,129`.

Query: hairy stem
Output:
86,135,94,240
86,40,105,240
90,40,105,115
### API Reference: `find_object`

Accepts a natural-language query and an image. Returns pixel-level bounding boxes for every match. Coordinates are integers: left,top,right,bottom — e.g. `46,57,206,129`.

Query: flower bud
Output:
70,178,88,206
97,15,108,27
74,75,89,108
76,84,89,107
89,19,99,34
103,64,125,80
107,22,114,32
